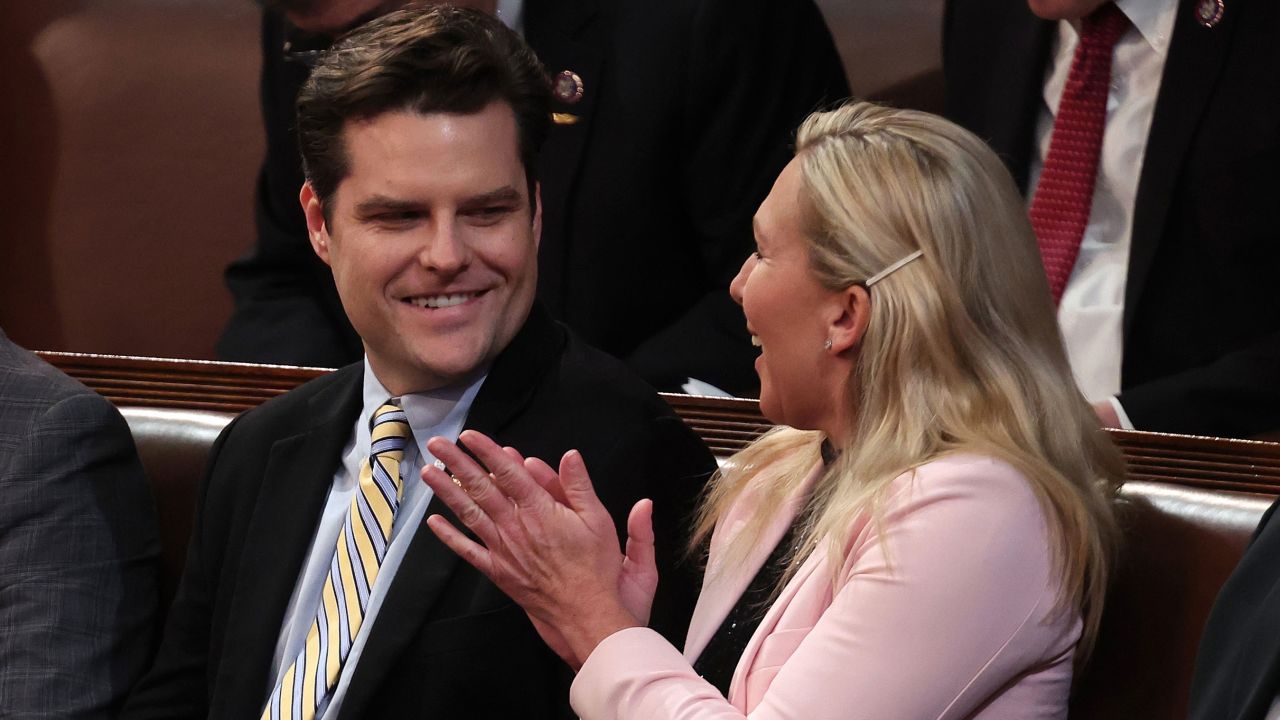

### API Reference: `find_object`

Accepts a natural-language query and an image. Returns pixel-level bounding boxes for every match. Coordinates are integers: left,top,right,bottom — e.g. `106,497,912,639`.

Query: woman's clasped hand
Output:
421,430,658,670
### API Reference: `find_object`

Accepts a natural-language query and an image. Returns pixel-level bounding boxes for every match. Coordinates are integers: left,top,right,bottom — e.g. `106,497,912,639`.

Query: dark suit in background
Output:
218,0,850,395
125,306,716,718
0,329,160,718
943,0,1280,437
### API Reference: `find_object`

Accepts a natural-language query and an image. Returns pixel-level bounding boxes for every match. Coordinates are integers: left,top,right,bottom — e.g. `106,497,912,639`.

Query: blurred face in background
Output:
264,0,497,35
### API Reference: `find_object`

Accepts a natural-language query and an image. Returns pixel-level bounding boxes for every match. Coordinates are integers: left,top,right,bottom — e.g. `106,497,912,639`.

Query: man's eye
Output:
374,211,420,224
470,205,515,221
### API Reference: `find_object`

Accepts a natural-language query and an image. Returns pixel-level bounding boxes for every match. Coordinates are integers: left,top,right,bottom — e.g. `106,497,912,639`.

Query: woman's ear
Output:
826,284,871,354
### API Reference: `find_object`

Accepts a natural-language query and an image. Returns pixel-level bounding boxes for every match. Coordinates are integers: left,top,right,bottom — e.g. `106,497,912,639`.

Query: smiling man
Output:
122,8,714,719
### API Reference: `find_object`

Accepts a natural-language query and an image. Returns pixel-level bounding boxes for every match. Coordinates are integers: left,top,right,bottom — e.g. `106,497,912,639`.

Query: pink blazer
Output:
570,454,1081,719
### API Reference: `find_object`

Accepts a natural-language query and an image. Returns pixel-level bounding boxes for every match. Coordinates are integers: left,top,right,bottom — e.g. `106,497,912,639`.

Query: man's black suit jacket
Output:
943,0,1280,438
1189,498,1280,719
123,306,716,718
217,0,850,396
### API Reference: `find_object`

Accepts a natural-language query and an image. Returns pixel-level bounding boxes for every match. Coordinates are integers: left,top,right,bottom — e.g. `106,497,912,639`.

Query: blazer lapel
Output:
729,544,826,711
215,367,364,718
1125,0,1237,337
523,0,603,314
684,462,824,662
337,306,566,716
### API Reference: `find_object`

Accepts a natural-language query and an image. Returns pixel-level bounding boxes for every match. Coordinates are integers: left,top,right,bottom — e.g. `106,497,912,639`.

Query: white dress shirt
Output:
266,359,486,719
1028,0,1177,426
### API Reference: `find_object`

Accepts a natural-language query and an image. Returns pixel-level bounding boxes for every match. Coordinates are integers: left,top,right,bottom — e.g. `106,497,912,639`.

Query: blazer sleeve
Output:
569,458,1077,720
0,393,160,719
1116,335,1280,438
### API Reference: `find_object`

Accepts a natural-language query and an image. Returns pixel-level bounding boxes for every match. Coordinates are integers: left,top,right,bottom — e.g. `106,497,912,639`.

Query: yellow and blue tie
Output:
262,400,410,720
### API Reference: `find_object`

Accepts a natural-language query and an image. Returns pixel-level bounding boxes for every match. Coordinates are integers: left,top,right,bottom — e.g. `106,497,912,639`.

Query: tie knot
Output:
370,400,410,456
1081,3,1130,49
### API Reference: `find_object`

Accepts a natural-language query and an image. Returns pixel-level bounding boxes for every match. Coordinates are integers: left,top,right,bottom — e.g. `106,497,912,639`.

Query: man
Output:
943,0,1280,438
217,0,850,396
123,8,715,718
0,329,160,717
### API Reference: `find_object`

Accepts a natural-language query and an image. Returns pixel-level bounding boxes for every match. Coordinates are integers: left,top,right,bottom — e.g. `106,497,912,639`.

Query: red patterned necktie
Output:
1029,2,1130,304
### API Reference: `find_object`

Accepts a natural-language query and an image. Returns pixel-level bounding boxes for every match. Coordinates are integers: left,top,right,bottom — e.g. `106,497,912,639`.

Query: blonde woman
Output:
420,101,1123,719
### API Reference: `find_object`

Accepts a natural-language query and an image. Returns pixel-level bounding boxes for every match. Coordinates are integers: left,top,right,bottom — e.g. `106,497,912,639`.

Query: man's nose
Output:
418,221,472,274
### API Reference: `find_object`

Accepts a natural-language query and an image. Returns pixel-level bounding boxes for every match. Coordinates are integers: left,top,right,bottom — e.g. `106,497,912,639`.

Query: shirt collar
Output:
1064,0,1178,59
1116,0,1178,58
360,357,488,446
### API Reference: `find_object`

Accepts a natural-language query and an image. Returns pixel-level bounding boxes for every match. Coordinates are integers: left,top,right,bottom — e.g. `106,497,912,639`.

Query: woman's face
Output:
730,158,844,432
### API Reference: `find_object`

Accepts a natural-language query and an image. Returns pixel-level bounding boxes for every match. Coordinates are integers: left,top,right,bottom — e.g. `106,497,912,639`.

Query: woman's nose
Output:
729,253,756,307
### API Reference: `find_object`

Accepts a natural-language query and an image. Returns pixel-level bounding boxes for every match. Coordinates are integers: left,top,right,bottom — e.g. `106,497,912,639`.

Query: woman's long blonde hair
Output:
692,101,1123,662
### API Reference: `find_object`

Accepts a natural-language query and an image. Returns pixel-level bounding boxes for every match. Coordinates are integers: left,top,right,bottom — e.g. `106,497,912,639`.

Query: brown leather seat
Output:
1070,482,1271,718
120,407,234,613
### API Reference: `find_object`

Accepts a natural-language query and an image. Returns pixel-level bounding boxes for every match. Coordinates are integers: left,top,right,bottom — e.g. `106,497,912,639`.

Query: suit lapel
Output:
729,543,826,710
523,0,603,314
216,366,364,718
338,306,566,716
684,462,823,662
1125,0,1237,337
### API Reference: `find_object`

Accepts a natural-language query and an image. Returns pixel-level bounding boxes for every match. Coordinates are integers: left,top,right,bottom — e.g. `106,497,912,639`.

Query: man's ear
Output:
300,182,332,265
827,284,872,355
531,181,543,249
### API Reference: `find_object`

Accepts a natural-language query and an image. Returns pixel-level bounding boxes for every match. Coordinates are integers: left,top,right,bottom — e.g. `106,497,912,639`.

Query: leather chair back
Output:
1070,482,1272,718
121,407,234,614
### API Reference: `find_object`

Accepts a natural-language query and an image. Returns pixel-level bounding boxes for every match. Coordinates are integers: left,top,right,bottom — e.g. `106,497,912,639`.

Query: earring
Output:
823,338,833,351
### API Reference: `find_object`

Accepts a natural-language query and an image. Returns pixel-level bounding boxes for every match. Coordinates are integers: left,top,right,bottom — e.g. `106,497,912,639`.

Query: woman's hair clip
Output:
865,249,924,287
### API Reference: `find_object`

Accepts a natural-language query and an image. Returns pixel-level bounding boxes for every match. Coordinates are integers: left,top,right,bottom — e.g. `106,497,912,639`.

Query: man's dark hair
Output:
296,5,551,215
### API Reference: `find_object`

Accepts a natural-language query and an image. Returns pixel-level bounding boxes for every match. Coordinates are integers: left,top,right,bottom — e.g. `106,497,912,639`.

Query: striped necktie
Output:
261,400,411,720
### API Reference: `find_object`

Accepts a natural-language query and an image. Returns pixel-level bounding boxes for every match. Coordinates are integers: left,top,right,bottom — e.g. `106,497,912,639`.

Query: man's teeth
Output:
750,335,762,347
410,293,475,309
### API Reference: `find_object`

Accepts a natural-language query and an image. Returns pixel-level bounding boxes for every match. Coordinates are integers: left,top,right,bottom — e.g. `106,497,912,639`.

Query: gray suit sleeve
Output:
0,393,161,718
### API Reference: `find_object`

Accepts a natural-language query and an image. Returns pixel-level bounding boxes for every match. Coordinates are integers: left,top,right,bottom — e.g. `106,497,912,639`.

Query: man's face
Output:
1026,0,1110,20
302,102,540,395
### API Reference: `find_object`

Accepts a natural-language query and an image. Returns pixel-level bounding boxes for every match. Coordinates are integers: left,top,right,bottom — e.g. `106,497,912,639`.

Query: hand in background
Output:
422,430,656,669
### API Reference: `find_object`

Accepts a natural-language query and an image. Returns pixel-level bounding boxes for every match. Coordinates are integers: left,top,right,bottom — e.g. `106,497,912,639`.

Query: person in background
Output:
123,8,713,718
421,101,1124,718
0,328,160,718
217,0,850,397
944,0,1280,438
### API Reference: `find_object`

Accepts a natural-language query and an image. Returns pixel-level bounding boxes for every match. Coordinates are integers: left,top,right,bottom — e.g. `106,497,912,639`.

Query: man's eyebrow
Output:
354,195,421,215
462,186,523,206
